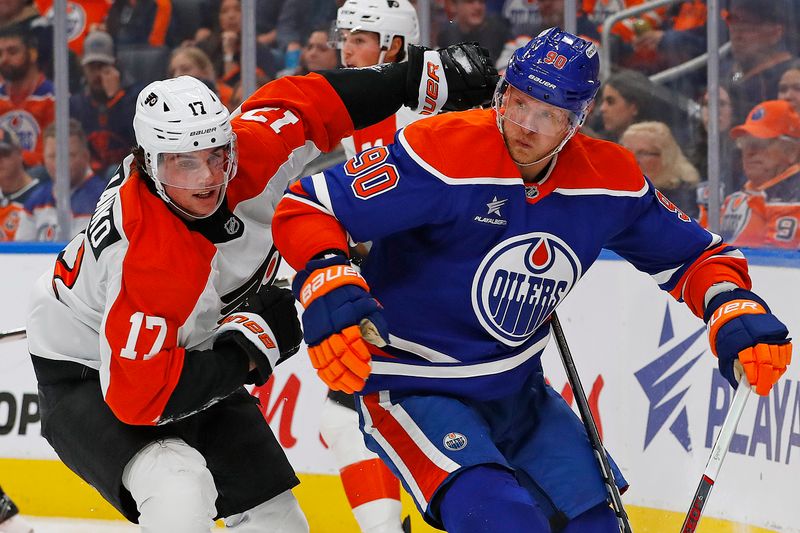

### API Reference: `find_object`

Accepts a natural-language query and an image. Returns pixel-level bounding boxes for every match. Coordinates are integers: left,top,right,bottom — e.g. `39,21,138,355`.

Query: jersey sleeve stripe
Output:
310,171,335,215
282,191,335,216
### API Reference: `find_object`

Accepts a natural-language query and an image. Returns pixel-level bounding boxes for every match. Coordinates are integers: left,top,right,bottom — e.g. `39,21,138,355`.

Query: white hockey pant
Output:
319,398,404,533
123,438,308,533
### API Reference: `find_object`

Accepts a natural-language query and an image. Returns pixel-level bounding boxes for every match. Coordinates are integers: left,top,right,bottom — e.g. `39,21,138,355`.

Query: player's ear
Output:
385,36,404,63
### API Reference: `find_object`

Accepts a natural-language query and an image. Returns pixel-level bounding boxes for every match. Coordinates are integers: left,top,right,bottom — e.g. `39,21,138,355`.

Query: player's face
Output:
600,84,638,137
158,146,232,218
340,30,382,67
0,37,31,82
778,69,800,115
499,86,572,166
737,135,798,186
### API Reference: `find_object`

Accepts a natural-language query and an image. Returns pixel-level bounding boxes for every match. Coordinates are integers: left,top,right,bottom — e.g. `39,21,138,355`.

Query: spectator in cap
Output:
69,30,141,177
722,0,797,124
0,24,55,167
0,126,50,240
714,100,800,248
16,119,106,241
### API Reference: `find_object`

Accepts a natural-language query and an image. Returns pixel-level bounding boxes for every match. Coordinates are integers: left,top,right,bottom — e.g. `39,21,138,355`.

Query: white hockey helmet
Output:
132,76,237,218
334,0,420,58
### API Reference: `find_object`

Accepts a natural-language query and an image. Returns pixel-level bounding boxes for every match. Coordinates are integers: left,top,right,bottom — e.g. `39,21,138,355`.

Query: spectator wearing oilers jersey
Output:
26,43,498,532
16,119,106,241
0,127,49,241
273,27,792,533
70,30,140,177
714,100,800,248
0,25,54,168
34,0,112,56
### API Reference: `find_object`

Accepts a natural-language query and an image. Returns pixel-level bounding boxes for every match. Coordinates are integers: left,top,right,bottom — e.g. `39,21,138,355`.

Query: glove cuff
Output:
215,312,281,370
406,45,449,115
293,255,369,309
705,289,769,357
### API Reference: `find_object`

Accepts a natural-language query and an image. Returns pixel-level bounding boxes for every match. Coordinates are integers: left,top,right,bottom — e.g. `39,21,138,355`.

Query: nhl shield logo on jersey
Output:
443,432,468,451
472,233,582,345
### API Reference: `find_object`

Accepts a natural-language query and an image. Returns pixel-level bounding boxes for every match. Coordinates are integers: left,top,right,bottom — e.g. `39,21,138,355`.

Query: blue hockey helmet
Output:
498,27,600,126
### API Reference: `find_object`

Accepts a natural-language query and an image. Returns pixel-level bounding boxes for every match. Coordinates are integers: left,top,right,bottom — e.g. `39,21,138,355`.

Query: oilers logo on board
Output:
472,233,581,345
443,432,467,451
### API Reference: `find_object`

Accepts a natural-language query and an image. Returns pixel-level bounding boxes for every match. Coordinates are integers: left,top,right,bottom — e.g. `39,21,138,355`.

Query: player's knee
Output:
562,502,619,533
123,438,217,533
319,398,378,467
224,490,309,533
437,465,550,533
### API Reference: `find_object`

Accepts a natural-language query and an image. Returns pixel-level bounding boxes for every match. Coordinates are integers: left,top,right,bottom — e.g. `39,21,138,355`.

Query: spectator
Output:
690,86,740,195
594,69,667,142
292,27,338,75
0,25,54,168
104,0,172,48
620,121,701,218
0,127,49,241
69,30,140,176
722,0,795,124
633,0,709,69
716,100,800,247
169,45,234,110
260,0,309,70
35,0,112,55
195,0,277,91
777,59,800,114
16,119,106,241
437,0,510,64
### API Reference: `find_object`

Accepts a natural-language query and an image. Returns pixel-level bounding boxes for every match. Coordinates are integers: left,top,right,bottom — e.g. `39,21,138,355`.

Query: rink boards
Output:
0,244,797,532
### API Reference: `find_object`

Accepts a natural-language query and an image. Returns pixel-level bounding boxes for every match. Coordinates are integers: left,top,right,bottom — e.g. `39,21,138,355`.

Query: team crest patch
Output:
443,432,467,451
472,233,581,345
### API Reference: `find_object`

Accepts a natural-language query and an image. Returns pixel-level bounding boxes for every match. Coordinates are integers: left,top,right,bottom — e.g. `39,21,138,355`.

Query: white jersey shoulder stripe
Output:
553,179,649,198
397,128,523,187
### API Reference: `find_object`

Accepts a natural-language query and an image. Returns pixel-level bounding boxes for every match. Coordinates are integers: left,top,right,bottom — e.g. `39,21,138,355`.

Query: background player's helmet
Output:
133,76,237,217
494,27,600,131
334,0,420,59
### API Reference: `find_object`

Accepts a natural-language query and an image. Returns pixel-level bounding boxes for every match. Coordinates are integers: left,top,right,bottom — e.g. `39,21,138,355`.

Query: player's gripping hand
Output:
706,288,792,396
292,255,389,393
406,42,499,114
214,285,302,385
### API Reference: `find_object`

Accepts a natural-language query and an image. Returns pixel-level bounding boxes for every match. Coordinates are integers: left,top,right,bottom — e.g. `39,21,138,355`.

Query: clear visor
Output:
494,81,579,137
155,139,237,190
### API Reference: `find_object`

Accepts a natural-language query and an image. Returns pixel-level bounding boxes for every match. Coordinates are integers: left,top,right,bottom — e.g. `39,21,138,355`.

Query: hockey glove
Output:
705,288,792,396
293,255,389,393
406,42,499,114
213,285,302,385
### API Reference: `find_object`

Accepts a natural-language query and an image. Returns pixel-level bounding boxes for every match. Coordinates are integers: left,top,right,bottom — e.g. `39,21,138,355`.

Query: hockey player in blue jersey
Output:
272,28,792,532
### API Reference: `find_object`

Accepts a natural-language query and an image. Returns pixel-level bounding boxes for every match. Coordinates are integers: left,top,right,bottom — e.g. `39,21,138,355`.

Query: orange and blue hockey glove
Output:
705,288,792,396
292,255,388,393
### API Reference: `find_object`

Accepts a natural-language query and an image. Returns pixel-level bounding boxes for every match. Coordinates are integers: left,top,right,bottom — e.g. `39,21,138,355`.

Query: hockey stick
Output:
550,312,633,533
680,372,751,532
0,327,26,343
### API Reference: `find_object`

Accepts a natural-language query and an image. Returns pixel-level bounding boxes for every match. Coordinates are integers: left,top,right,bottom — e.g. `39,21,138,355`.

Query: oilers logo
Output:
720,191,752,242
0,111,40,153
43,2,88,42
472,233,581,345
443,432,467,451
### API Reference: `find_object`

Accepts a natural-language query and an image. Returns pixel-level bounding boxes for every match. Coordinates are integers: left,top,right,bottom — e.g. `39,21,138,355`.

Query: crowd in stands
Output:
0,0,796,249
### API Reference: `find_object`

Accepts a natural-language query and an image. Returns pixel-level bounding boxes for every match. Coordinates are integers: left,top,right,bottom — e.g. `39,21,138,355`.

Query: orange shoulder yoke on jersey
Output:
103,172,219,425
272,180,349,271
551,133,646,194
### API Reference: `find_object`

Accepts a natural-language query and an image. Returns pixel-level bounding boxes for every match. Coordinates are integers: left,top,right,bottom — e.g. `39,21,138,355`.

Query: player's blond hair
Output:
621,121,700,190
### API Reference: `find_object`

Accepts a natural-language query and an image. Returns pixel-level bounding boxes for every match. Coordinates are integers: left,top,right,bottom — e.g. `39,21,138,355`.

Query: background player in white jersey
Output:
26,47,498,533
334,0,426,159
273,28,792,532
328,2,430,532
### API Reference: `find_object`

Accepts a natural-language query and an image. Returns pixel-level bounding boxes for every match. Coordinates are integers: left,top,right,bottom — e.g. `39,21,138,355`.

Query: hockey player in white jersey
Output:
26,46,498,533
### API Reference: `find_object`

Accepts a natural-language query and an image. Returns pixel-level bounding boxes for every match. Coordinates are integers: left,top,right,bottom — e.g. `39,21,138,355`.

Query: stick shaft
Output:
550,313,632,533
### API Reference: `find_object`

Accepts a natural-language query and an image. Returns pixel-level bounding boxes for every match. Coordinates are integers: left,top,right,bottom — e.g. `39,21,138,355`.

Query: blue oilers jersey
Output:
275,108,749,400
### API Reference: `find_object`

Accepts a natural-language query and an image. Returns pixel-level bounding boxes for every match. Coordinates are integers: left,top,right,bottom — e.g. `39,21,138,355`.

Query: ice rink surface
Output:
23,516,141,532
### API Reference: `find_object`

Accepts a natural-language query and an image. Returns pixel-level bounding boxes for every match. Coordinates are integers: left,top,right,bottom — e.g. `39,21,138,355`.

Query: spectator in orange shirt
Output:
717,100,800,248
0,25,55,168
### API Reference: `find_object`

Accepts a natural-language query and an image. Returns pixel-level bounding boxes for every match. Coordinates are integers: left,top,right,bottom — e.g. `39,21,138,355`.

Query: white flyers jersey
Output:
26,73,355,425
341,106,425,159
